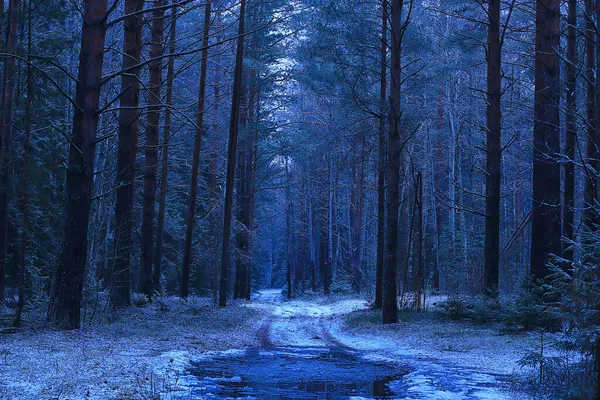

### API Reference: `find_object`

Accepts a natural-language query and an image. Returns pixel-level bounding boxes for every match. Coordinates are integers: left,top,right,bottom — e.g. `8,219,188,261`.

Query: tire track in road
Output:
318,318,355,353
256,316,274,350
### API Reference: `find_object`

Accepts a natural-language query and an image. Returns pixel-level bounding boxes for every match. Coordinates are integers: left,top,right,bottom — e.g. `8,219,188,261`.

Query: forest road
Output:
184,290,524,399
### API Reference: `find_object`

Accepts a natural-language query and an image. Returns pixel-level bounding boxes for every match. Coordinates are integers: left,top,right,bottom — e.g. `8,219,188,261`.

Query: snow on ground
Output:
0,290,551,399
0,296,267,400
249,289,368,348
324,302,557,399
328,307,544,376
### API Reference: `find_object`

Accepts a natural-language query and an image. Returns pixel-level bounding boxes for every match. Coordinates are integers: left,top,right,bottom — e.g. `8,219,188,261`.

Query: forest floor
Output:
0,296,267,399
0,290,550,399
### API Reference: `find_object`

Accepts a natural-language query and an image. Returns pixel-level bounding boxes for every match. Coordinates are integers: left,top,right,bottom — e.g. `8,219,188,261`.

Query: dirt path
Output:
255,316,273,350
183,290,528,399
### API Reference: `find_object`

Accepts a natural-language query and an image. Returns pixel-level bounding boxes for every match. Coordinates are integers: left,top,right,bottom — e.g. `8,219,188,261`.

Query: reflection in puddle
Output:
186,346,407,399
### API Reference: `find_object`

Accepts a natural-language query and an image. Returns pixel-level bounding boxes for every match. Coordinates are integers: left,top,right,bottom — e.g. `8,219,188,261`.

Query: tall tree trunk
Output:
350,136,365,293
383,0,403,324
13,0,31,327
562,0,576,261
181,0,211,298
140,0,165,298
112,0,144,307
584,0,597,229
530,0,561,280
236,79,257,301
415,172,423,311
219,0,246,307
375,0,387,309
51,0,108,329
234,81,251,300
245,90,259,300
484,0,501,296
0,0,20,303
209,35,221,305
319,164,331,296
154,0,177,292
234,120,248,300
285,159,293,299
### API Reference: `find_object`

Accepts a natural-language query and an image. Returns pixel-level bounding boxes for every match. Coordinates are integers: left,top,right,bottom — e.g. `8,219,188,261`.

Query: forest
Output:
0,0,598,398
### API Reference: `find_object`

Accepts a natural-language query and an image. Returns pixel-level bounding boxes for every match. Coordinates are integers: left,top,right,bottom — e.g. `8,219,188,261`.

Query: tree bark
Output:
13,0,31,327
416,172,423,311
112,0,144,307
584,0,597,229
219,0,246,307
562,0,576,261
350,136,365,293
209,33,221,305
245,90,259,300
530,0,561,280
319,166,331,296
0,0,20,303
51,0,108,329
483,0,501,296
383,0,403,324
375,0,387,309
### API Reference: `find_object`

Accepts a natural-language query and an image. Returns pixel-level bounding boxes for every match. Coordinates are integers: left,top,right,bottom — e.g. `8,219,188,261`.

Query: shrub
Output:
132,293,149,307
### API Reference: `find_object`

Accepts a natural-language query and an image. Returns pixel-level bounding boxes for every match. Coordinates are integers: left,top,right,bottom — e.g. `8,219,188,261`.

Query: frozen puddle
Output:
185,345,407,399
183,348,514,399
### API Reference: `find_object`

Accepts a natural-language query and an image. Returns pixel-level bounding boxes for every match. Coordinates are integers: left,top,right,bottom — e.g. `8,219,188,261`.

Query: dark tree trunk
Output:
219,0,246,307
530,0,561,280
562,0,576,261
235,80,257,300
140,0,165,298
154,0,177,292
181,0,211,298
350,137,364,293
13,0,31,327
383,0,403,324
484,0,501,296
319,173,331,296
209,38,221,305
584,0,597,229
234,84,250,300
112,0,144,307
50,0,108,329
415,172,423,311
245,91,259,300
0,0,20,303
234,128,247,300
286,261,292,299
284,157,295,299
375,0,387,309
595,0,600,228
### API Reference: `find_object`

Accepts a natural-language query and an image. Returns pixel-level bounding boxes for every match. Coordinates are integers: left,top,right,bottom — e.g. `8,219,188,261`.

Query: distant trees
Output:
140,0,166,299
154,0,178,293
182,0,211,299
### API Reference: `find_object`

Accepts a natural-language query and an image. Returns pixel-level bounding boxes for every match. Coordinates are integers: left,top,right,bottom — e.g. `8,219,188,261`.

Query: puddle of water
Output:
186,346,407,399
